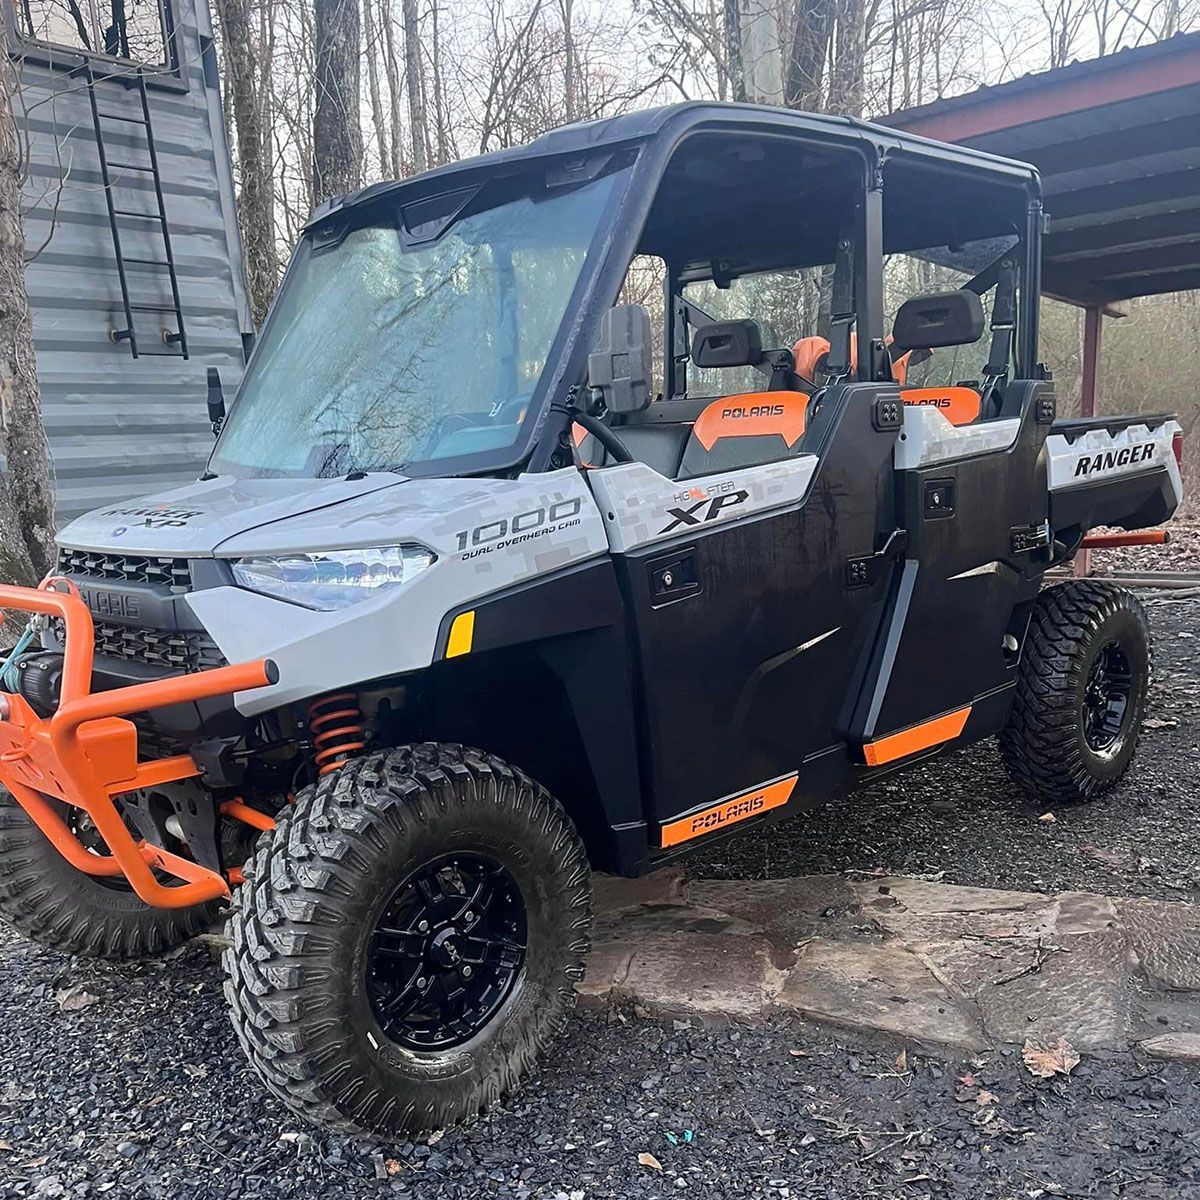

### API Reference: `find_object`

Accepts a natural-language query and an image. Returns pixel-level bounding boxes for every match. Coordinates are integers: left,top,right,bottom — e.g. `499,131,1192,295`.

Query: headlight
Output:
230,544,436,610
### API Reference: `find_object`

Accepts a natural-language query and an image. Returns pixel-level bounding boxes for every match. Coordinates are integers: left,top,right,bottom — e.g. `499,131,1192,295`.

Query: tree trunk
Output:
723,0,747,101
827,0,865,116
785,0,831,111
401,0,428,173
363,0,393,177
381,0,405,173
216,0,280,326
0,50,53,588
312,0,363,204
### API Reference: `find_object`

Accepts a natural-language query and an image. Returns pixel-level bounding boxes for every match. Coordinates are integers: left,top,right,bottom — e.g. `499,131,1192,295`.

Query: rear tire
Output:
999,580,1151,804
223,743,591,1137
0,790,219,958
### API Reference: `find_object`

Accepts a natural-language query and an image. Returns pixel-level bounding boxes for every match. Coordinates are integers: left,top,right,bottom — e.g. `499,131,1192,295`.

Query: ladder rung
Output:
97,111,149,125
123,257,171,267
113,208,164,221
136,349,187,357
107,161,155,172
129,304,180,313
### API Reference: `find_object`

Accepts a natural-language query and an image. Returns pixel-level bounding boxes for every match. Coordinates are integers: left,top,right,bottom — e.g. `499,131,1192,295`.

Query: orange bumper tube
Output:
0,582,277,908
1079,530,1170,549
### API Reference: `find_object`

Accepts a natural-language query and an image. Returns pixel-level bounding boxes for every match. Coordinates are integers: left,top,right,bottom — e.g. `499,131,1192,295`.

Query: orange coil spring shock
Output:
307,691,367,776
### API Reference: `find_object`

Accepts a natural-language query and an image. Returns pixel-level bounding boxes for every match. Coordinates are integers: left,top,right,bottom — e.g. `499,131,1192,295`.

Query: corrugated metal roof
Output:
884,32,1200,305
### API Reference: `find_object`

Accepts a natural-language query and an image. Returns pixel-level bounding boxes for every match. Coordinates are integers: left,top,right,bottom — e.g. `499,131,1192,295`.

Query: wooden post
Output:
1074,305,1103,578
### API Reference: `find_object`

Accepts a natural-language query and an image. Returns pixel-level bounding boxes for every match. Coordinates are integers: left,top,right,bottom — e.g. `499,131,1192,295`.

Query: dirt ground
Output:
1,593,1198,1200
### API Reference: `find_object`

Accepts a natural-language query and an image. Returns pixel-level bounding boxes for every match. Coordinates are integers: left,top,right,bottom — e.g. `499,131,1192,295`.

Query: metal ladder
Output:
74,63,188,359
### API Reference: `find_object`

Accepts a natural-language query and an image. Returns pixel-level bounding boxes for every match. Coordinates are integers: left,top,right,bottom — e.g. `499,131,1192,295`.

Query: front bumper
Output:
0,582,276,908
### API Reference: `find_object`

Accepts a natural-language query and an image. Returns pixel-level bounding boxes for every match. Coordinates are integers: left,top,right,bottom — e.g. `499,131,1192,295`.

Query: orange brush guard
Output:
0,582,276,908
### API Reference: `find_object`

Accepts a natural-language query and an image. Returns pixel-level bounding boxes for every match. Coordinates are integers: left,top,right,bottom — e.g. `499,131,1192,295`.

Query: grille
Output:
57,548,192,593
92,622,226,673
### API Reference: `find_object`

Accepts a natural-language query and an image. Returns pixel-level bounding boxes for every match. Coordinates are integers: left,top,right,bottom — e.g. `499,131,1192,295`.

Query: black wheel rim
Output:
366,853,527,1051
1082,640,1133,754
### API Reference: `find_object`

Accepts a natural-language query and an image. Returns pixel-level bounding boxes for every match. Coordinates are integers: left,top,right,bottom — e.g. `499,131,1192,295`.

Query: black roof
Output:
310,101,1041,228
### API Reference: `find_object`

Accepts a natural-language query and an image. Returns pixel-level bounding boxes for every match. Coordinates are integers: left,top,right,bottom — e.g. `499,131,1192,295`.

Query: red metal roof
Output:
883,32,1200,305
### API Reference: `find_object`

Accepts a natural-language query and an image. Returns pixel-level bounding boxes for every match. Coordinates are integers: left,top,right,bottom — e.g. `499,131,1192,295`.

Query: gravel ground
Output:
3,930,1200,1200
2,595,1198,1200
690,595,1200,902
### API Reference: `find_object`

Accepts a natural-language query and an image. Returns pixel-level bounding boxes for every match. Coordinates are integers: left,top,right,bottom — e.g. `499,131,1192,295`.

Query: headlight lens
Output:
231,544,436,610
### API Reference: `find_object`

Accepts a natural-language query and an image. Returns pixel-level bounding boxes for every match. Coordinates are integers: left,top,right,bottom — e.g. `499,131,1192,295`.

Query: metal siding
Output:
14,0,252,524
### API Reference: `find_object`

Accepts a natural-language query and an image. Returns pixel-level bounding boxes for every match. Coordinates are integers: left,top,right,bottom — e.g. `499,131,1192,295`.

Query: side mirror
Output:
588,304,653,415
691,319,763,368
206,367,226,436
891,289,984,354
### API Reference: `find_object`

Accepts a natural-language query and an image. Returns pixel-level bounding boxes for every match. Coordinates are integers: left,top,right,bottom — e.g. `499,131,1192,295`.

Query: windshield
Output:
211,170,623,478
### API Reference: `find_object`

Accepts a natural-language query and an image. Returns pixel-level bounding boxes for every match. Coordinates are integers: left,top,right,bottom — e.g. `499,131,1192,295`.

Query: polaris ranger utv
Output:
0,103,1183,1136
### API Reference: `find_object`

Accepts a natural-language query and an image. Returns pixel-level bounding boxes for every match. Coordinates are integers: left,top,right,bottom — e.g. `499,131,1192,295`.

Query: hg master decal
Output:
101,505,205,528
659,480,749,534
1073,443,1155,478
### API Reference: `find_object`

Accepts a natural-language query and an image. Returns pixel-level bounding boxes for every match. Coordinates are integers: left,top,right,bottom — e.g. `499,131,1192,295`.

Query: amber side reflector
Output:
446,610,475,658
863,706,972,768
660,772,798,848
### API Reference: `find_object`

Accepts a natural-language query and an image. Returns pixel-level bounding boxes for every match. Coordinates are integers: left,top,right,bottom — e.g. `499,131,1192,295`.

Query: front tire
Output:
999,580,1151,804
223,743,591,1137
0,791,219,958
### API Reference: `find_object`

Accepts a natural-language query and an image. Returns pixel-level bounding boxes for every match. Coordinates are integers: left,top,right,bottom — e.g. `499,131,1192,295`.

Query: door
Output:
588,381,904,849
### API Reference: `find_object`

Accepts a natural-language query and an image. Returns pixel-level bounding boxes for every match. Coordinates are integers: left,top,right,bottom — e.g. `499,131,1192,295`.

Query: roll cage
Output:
299,102,1044,481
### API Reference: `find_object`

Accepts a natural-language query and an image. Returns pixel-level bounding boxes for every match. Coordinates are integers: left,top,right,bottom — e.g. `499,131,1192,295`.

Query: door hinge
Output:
846,529,907,588
1010,521,1051,554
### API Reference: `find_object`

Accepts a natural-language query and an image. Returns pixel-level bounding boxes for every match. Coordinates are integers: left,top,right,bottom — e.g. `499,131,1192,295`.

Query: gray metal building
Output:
7,0,252,523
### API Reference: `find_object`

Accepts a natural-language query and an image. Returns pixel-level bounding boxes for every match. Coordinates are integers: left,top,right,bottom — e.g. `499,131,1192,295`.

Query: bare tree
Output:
312,0,363,202
363,0,394,176
402,0,430,172
0,48,54,590
217,0,281,325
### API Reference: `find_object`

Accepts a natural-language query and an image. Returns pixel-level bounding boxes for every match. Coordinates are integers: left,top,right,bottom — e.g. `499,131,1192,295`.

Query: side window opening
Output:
16,0,172,68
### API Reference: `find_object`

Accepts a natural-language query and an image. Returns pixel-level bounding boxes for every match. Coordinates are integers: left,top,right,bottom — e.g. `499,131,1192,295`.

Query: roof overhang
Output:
882,32,1200,306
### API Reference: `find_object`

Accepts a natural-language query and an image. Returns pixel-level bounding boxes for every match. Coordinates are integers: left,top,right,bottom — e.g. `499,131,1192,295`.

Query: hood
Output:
56,474,408,557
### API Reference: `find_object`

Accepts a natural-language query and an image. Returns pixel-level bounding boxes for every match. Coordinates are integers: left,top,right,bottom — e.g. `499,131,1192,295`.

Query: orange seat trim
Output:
900,386,982,426
863,706,972,767
691,391,808,452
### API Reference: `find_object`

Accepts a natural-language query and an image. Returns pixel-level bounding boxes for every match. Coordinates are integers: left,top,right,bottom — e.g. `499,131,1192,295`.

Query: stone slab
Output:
776,938,987,1051
1140,1032,1200,1061
577,871,1200,1058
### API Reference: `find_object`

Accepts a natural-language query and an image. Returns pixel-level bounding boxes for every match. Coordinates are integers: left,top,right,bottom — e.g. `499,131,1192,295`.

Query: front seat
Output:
677,390,809,479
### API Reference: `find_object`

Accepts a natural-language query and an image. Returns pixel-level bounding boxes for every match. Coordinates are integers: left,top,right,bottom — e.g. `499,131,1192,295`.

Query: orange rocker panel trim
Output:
0,581,277,909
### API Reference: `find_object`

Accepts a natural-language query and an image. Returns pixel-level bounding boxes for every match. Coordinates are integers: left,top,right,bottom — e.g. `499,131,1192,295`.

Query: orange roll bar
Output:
1079,530,1170,549
0,582,277,908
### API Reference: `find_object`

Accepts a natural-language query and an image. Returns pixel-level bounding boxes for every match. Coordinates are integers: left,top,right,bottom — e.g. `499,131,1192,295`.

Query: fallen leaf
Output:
894,1049,908,1073
0,1140,12,1152
638,1152,663,1171
957,1072,979,1087
55,985,98,1013
788,1048,809,1058
426,1129,444,1146
18,1157,48,1168
976,1089,998,1106
1038,812,1057,824
1023,1036,1080,1079
1144,717,1179,730
384,1159,402,1176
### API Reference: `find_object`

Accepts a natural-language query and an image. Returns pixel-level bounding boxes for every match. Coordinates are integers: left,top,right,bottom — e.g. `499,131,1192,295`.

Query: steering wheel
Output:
572,410,633,464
